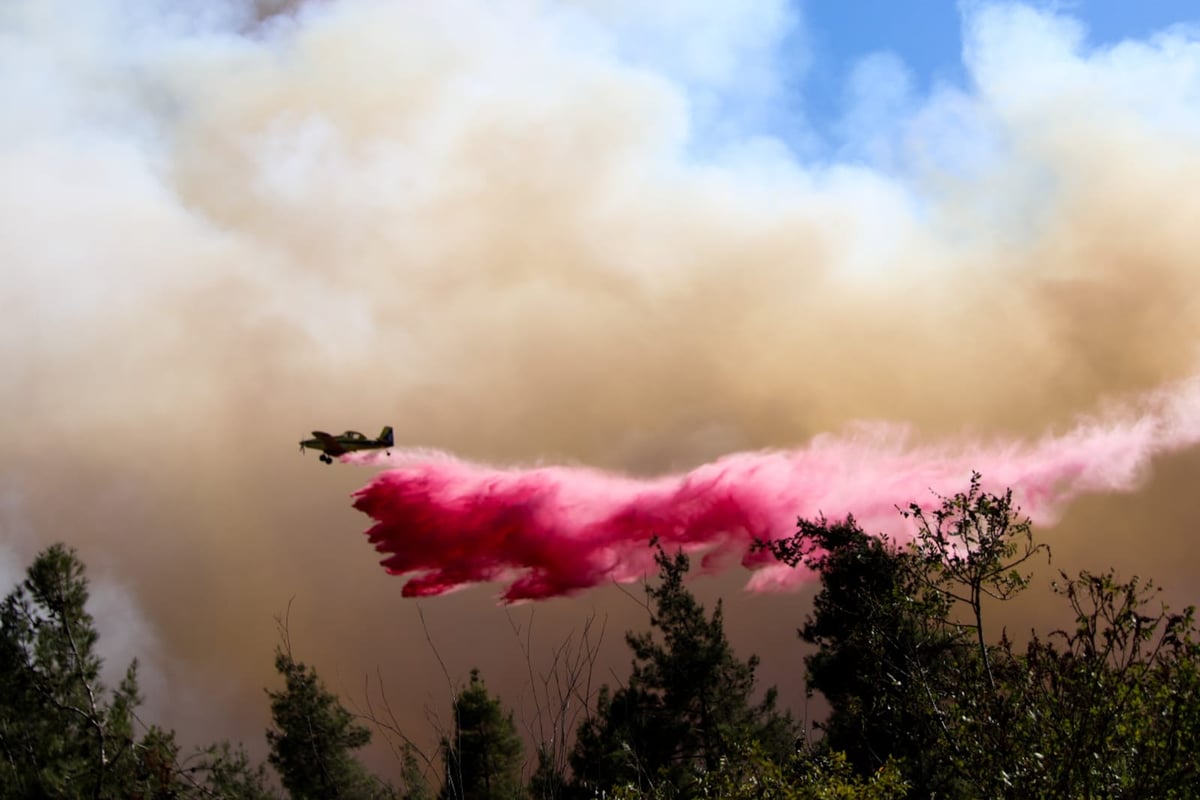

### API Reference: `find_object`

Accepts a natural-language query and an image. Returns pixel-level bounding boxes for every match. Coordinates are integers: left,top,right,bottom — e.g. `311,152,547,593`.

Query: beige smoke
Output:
2,0,1199,775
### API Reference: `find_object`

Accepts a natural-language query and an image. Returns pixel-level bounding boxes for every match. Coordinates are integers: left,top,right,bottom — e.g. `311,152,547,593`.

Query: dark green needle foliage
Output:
439,669,525,800
399,743,435,800
266,641,383,800
0,543,149,798
568,546,795,798
187,739,279,799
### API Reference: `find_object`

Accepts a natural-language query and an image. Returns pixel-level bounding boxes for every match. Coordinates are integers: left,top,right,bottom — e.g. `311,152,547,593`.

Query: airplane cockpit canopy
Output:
343,431,367,439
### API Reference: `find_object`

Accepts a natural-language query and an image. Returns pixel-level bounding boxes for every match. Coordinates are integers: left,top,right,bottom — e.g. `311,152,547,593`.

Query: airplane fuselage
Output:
300,427,394,464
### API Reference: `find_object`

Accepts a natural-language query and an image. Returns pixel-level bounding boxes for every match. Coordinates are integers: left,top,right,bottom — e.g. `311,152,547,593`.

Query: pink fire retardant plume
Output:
350,377,1200,602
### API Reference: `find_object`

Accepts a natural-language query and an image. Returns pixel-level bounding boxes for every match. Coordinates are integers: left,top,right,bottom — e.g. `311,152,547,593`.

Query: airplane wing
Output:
312,431,347,455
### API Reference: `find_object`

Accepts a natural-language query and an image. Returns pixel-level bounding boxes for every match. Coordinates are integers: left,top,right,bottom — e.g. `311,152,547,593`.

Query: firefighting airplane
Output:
299,427,394,464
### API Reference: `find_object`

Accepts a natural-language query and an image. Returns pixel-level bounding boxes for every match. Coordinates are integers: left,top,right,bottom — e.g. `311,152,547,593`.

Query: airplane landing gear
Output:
320,454,333,464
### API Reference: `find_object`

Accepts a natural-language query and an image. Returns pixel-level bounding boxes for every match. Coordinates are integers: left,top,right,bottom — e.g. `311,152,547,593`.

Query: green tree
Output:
609,747,908,800
0,543,153,798
766,476,1044,796
980,570,1200,798
766,513,959,794
769,475,1200,798
569,547,795,797
266,635,384,800
399,742,434,800
899,474,1046,690
185,739,279,799
440,669,525,800
527,746,567,800
0,544,285,799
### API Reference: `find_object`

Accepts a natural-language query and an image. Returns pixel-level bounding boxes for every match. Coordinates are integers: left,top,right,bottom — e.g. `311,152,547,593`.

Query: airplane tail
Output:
380,426,394,447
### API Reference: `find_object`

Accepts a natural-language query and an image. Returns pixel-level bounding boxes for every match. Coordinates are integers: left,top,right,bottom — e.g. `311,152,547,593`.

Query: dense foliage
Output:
0,545,277,799
0,544,146,798
266,639,382,799
764,474,1200,798
440,669,525,800
3,475,1199,798
567,547,795,798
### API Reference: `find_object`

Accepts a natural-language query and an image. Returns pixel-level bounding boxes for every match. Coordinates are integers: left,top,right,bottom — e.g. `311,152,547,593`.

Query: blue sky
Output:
797,0,1200,145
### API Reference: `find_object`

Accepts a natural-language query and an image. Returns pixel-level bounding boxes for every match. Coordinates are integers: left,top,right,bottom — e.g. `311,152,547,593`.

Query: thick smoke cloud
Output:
3,0,1200,761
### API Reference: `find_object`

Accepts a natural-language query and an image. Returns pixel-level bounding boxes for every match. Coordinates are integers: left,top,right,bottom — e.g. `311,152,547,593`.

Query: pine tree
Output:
440,669,525,800
266,638,383,800
400,743,434,800
768,514,962,793
0,544,148,798
569,547,795,796
188,739,279,799
527,745,567,800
